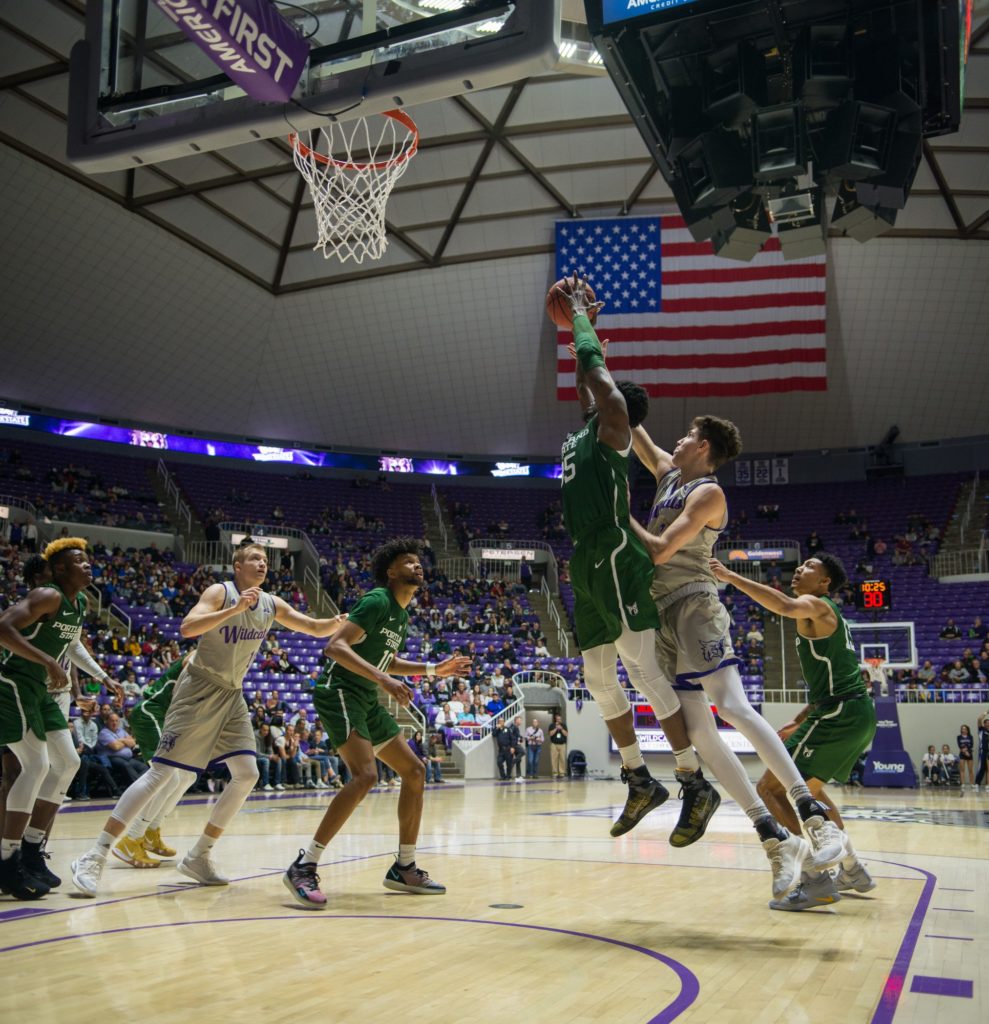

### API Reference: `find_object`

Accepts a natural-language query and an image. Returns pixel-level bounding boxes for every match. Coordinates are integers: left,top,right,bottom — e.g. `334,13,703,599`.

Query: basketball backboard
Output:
67,1,560,173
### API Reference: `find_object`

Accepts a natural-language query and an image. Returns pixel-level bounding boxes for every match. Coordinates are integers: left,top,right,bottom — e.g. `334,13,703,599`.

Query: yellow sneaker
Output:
143,828,176,858
112,835,160,868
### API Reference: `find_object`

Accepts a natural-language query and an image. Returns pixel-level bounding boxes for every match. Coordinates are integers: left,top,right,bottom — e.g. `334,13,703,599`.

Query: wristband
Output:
426,663,436,679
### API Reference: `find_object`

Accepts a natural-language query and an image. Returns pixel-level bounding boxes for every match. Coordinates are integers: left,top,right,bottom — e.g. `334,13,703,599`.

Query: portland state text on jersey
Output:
376,624,404,652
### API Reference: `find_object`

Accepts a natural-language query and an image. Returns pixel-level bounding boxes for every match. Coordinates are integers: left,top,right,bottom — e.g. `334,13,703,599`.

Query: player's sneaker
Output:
383,861,447,895
70,852,105,898
669,769,721,848
0,850,50,901
802,815,847,871
283,850,327,909
143,828,176,858
177,851,229,886
21,839,61,889
112,836,160,868
763,831,809,898
610,766,670,838
769,871,841,912
836,861,877,893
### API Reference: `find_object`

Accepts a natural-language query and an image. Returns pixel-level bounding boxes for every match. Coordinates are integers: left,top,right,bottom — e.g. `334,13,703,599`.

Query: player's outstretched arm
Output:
388,654,472,679
632,484,725,565
0,589,69,691
631,425,674,480
272,596,347,637
180,582,252,638
709,559,833,623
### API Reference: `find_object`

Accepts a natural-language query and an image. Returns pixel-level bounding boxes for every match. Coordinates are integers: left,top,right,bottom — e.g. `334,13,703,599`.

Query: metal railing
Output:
467,538,560,594
512,670,567,689
430,483,449,553
185,540,233,566
84,583,103,621
929,548,989,578
156,460,193,536
540,575,570,657
0,494,44,541
108,601,132,638
452,695,526,755
958,469,981,546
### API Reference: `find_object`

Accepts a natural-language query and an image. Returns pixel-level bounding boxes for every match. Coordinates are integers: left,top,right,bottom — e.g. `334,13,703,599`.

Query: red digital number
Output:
863,590,884,608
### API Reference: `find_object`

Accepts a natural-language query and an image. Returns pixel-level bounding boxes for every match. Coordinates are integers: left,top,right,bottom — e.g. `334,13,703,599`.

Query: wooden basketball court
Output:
2,779,985,1024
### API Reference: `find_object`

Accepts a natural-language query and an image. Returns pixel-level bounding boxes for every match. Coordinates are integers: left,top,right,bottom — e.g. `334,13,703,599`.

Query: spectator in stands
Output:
805,531,823,556
534,637,550,658
921,745,944,785
70,705,120,799
409,730,443,784
917,660,936,686
548,714,568,778
968,617,987,641
970,659,987,686
948,660,971,684
255,722,284,791
433,702,458,751
940,619,962,640
525,718,544,778
958,724,975,788
98,713,148,786
941,744,958,783
744,623,764,650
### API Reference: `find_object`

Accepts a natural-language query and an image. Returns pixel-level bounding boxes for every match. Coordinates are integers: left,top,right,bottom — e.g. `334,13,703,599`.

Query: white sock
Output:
23,826,46,845
302,839,326,866
93,830,116,859
618,743,645,771
0,838,20,860
743,800,772,824
189,834,216,858
397,843,416,867
126,816,152,842
672,747,700,773
788,782,814,807
840,834,858,869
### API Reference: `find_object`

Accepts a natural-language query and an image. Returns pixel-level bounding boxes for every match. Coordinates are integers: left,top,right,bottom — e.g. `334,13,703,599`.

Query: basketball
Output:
545,278,597,329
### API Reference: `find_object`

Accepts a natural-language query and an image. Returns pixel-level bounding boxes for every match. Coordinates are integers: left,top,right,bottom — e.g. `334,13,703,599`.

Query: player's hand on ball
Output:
562,273,605,319
436,655,472,678
382,678,412,706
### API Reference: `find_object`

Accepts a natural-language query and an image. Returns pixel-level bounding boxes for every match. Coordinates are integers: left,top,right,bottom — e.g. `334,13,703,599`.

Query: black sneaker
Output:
669,769,721,848
610,766,670,837
0,850,51,901
21,839,61,889
282,850,327,909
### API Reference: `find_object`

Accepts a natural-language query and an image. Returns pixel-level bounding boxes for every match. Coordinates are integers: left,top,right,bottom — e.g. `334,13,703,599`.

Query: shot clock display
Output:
855,579,892,611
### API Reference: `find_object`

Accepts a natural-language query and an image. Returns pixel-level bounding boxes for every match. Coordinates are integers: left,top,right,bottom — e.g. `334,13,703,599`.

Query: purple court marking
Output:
924,935,973,942
0,914,699,1023
0,906,54,922
909,976,973,999
868,859,937,1024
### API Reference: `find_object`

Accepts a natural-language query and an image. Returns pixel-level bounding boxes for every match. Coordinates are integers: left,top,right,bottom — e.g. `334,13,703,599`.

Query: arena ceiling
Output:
1,1,989,459
2,0,989,293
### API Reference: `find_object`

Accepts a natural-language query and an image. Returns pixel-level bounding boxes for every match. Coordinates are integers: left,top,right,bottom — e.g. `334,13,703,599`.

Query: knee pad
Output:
582,644,631,721
36,729,81,804
5,734,49,815
612,628,680,719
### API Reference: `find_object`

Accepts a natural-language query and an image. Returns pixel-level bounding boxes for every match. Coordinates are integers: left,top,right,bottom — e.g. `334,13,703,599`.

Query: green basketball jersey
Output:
138,657,185,717
795,597,868,703
561,415,632,539
0,584,85,687
318,588,408,695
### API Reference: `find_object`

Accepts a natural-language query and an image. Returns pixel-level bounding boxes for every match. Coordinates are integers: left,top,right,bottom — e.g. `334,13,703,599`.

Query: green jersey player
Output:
711,554,877,910
560,273,717,845
284,538,471,908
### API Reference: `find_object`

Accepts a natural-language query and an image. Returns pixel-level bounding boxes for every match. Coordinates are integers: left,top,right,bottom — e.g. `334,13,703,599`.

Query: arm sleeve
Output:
572,314,605,373
67,638,108,681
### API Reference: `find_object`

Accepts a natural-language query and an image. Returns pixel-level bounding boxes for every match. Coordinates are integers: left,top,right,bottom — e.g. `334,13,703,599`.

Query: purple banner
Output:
154,0,308,103
863,698,917,787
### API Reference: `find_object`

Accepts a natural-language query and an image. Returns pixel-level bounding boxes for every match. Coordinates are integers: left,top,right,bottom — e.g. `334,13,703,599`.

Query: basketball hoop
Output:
289,109,420,264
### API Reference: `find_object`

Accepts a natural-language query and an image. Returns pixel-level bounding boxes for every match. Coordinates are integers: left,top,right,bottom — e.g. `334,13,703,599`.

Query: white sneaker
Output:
836,861,877,893
762,831,809,898
515,776,524,784
177,851,229,886
71,851,106,898
263,784,273,792
803,815,847,871
275,783,286,791
315,780,328,789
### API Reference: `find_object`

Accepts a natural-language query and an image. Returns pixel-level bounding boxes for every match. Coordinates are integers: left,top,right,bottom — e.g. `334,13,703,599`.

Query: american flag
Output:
555,215,827,400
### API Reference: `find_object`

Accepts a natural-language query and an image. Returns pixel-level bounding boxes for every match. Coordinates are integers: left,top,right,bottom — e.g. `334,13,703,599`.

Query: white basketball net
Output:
290,110,419,264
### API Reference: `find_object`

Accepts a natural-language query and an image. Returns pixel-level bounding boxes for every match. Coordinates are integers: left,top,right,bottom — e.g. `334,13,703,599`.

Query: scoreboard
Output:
855,579,892,611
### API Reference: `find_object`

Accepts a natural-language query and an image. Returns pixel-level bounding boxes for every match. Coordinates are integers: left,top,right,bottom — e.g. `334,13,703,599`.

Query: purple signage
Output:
154,0,308,103
863,698,917,788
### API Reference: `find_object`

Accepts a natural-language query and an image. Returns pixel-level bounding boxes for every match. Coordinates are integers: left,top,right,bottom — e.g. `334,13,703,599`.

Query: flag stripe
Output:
558,347,826,372
559,319,825,343
663,264,825,285
659,292,825,313
558,336,825,358
558,376,828,400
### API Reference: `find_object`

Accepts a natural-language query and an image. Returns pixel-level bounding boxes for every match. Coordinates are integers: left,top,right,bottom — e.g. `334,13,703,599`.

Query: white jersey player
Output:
72,544,346,897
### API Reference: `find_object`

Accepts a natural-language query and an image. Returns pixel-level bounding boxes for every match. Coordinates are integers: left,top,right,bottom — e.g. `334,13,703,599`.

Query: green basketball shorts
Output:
314,683,400,751
0,670,67,745
570,525,660,650
785,695,877,784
